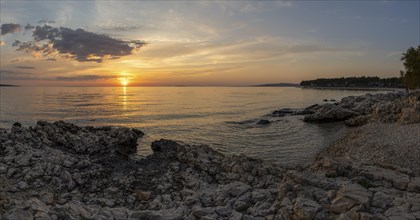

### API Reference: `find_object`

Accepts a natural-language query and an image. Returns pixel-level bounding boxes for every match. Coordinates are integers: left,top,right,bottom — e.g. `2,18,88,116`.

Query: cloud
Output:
24,24,36,31
99,24,143,32
55,75,118,81
38,19,55,24
275,1,293,8
13,41,56,58
1,23,22,35
0,70,37,80
15,25,146,62
15,65,36,69
0,70,34,76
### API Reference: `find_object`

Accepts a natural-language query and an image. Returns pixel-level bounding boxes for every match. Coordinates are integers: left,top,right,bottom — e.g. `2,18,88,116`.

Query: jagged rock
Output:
1,113,419,219
303,104,359,123
293,197,322,219
372,191,393,209
301,91,420,126
136,191,151,201
192,206,215,217
271,107,316,117
408,177,420,193
223,181,251,198
4,208,33,220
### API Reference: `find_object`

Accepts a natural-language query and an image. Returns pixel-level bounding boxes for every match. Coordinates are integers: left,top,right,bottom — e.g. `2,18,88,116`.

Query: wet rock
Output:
303,104,359,123
271,107,315,117
301,91,419,126
151,139,179,154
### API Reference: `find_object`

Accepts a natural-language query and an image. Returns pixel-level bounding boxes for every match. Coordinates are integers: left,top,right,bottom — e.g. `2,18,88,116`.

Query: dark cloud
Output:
38,19,55,24
1,23,22,35
24,24,36,31
15,66,36,69
15,25,146,62
55,75,118,81
13,40,56,58
99,24,143,32
12,40,21,47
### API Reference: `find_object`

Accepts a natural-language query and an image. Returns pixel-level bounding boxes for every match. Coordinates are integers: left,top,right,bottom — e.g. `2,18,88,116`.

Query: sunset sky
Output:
0,1,419,86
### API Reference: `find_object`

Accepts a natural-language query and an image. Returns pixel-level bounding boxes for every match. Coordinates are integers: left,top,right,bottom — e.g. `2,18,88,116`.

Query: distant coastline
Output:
0,84,19,87
301,86,404,91
252,83,299,87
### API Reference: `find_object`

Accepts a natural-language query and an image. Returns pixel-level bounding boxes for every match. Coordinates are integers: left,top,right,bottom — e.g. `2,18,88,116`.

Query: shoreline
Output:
1,91,419,219
301,86,405,91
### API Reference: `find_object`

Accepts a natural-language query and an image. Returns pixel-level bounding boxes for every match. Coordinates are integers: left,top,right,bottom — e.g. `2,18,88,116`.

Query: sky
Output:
0,0,419,86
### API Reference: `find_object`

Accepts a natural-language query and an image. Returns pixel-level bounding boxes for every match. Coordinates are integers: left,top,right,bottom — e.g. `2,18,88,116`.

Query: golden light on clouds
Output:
0,1,415,86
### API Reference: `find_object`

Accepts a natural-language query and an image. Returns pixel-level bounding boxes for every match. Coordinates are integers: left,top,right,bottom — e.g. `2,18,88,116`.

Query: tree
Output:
400,46,420,90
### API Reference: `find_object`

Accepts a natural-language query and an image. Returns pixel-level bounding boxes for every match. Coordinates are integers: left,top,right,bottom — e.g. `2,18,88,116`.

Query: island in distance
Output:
253,76,404,89
253,83,300,87
0,84,19,87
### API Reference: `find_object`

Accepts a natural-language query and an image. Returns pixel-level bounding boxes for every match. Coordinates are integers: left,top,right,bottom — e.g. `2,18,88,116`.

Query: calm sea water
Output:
0,86,383,166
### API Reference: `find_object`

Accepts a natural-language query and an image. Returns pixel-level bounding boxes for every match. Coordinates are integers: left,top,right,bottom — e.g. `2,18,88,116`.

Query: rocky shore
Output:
1,92,419,219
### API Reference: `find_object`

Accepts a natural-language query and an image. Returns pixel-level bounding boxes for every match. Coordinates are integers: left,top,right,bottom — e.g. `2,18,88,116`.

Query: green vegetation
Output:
300,76,403,88
400,46,420,90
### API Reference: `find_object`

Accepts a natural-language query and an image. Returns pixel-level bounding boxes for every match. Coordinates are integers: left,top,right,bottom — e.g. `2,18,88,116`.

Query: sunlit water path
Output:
0,87,384,166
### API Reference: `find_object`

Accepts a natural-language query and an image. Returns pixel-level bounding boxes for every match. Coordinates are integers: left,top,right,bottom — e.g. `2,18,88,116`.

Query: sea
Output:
0,86,386,166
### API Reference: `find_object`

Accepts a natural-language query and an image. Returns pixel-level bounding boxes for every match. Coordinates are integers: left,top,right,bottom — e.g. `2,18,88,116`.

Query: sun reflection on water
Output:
122,86,127,110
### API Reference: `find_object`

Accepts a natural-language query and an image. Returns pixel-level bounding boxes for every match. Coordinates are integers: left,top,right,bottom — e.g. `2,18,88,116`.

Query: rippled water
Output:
0,86,383,166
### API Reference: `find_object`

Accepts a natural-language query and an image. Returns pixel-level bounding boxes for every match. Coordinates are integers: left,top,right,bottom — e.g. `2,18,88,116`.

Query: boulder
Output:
293,197,322,219
304,104,359,123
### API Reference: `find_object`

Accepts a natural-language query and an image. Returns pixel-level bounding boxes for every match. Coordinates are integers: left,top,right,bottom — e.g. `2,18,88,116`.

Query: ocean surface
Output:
0,86,384,166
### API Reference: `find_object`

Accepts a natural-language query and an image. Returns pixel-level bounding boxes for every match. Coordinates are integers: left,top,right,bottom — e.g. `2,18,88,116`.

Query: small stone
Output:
40,192,54,205
192,206,214,218
16,181,29,189
293,197,322,219
408,177,420,193
136,191,151,201
5,208,33,220
215,206,232,217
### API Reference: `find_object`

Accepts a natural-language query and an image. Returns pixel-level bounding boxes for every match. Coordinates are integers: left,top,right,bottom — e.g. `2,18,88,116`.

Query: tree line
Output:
300,76,403,88
300,46,420,90
400,46,420,90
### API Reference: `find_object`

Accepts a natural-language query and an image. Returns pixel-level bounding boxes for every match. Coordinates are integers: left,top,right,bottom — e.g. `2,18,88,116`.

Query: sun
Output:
120,78,129,86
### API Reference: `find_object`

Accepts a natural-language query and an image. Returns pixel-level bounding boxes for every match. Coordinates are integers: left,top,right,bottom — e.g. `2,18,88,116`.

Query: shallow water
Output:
0,86,384,166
